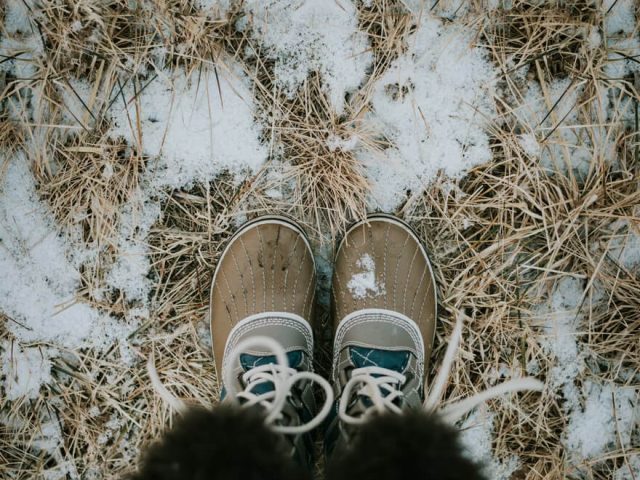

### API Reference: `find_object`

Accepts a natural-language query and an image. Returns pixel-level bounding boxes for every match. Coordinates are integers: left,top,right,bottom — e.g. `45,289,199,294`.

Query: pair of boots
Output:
138,214,542,479
210,214,438,467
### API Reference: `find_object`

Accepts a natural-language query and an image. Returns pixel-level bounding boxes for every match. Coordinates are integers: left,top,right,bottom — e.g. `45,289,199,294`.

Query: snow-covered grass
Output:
360,10,496,211
1,0,639,478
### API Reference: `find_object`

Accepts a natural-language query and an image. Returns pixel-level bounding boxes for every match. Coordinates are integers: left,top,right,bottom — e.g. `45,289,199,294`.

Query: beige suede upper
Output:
331,217,437,367
210,219,316,374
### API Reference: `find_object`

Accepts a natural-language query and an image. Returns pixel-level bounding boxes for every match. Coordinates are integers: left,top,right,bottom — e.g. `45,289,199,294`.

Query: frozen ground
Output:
1,0,639,478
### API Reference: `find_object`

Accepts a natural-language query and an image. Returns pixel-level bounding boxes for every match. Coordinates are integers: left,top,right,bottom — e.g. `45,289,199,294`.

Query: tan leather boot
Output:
210,216,316,374
326,214,438,456
209,216,332,468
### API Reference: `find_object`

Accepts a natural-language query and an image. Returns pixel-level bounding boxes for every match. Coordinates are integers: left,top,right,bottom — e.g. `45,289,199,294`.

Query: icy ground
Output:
1,0,639,478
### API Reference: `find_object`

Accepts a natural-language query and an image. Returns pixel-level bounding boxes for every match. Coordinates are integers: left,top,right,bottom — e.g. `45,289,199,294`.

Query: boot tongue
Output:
349,346,410,373
235,350,313,468
347,346,410,409
238,350,304,395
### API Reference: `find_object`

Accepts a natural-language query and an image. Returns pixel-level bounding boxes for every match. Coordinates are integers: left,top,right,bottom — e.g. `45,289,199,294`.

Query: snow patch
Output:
243,0,372,113
517,132,541,158
608,219,640,270
0,155,132,350
1,342,52,400
586,26,602,50
32,414,64,454
603,0,640,82
605,0,637,36
566,381,638,459
615,454,640,480
103,59,268,307
347,253,385,299
110,65,266,189
326,134,359,152
359,13,496,211
516,78,593,174
533,276,640,463
537,277,585,394
3,0,34,35
195,0,232,13
104,194,161,305
459,408,521,480
97,413,124,446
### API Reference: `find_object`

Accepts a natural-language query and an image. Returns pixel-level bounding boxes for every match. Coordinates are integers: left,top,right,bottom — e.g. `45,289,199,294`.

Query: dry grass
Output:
403,1,640,477
356,0,415,81
483,0,600,80
227,0,417,238
147,176,243,323
408,127,639,478
223,41,372,239
36,133,145,247
0,0,639,479
0,316,218,478
37,0,236,77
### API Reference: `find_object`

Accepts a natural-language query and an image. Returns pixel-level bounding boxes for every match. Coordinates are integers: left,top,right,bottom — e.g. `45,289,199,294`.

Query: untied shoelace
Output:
149,314,544,430
148,335,334,434
337,314,544,425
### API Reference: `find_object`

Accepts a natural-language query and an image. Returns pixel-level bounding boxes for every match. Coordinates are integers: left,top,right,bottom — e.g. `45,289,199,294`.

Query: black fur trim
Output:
127,406,307,480
327,410,486,480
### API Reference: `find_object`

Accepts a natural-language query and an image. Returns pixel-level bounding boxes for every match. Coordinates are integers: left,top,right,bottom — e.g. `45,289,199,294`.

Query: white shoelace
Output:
222,336,333,434
150,315,543,431
148,336,334,435
338,313,544,425
338,366,406,424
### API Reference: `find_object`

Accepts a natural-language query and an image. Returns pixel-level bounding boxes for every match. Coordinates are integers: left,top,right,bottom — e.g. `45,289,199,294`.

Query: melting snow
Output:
566,381,638,459
608,217,640,270
359,12,496,211
347,253,385,299
0,342,52,400
102,58,269,308
1,0,639,477
534,277,640,464
110,64,267,189
0,155,131,351
459,408,521,480
242,0,372,114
